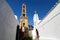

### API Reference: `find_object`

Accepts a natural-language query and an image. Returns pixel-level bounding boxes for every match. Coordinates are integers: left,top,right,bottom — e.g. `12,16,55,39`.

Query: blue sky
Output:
6,0,58,25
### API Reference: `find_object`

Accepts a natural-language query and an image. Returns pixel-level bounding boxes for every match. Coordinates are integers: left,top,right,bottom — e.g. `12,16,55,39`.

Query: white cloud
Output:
14,15,17,20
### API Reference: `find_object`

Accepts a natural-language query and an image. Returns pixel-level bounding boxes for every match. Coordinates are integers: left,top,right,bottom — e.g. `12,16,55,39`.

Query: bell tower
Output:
20,3,29,32
22,3,26,17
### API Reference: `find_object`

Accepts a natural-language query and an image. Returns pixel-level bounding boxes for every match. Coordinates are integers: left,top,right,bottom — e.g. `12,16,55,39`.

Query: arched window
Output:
23,23,25,26
23,14,25,16
23,6,25,8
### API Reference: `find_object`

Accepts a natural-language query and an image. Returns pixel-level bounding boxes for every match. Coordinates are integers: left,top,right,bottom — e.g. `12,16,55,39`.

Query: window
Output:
23,23,25,26
23,9,25,12
23,14,25,16
23,6,25,8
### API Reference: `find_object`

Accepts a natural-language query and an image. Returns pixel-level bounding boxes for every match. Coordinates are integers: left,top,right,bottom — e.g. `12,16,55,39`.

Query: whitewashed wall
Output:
0,0,18,40
38,3,60,40
32,12,41,40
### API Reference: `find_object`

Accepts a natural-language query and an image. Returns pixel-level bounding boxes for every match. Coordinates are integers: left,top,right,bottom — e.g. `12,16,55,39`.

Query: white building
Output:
0,0,18,40
32,11,41,40
33,1,60,40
